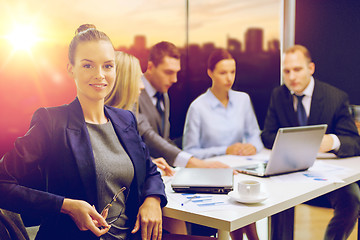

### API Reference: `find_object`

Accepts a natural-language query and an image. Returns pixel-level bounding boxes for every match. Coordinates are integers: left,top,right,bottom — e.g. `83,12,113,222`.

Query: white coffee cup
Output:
238,180,261,198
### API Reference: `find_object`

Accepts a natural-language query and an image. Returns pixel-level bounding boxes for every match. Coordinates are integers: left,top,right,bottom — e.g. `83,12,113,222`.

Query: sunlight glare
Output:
6,24,39,52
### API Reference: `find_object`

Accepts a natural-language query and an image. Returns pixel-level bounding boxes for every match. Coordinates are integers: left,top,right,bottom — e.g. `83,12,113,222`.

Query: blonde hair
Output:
105,51,142,111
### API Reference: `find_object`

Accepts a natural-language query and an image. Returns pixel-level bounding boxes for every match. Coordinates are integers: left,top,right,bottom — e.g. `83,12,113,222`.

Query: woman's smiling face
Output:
68,40,115,103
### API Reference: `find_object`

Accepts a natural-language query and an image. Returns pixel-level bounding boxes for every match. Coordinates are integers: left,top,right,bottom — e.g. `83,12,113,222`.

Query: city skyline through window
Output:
0,0,281,154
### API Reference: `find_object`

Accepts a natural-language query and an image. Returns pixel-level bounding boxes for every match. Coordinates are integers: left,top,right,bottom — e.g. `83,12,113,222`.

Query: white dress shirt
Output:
291,77,340,151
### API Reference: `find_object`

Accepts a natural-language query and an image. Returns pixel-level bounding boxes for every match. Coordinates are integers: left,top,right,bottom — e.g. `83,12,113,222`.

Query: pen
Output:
314,178,327,181
192,198,212,203
186,195,212,199
197,201,224,207
181,195,197,206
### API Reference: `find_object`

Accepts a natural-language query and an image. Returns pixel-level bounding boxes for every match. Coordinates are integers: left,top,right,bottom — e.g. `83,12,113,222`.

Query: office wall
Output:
295,0,360,104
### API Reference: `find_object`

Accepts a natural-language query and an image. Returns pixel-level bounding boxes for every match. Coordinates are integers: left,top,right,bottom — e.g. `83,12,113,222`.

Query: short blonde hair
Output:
284,45,312,63
105,51,142,111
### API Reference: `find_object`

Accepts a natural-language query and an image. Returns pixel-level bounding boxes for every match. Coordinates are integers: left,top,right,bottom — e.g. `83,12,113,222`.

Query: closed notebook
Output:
171,168,233,194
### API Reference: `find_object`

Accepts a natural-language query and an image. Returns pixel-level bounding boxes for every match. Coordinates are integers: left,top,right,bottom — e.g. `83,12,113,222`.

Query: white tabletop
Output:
162,151,360,239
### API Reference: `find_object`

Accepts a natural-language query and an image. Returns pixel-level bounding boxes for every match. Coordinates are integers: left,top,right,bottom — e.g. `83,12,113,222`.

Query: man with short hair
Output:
138,41,228,168
262,44,360,239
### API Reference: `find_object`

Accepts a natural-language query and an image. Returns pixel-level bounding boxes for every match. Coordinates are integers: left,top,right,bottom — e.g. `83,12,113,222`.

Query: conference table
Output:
162,150,360,240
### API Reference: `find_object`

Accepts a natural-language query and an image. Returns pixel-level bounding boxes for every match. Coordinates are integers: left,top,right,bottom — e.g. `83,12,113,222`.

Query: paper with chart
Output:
270,161,350,183
166,192,250,212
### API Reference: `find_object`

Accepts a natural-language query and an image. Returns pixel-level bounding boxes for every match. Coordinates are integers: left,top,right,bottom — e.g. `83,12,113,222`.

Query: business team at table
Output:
1,28,359,240
138,43,360,240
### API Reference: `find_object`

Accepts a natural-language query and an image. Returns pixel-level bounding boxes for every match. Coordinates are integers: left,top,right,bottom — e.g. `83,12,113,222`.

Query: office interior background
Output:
0,0,359,156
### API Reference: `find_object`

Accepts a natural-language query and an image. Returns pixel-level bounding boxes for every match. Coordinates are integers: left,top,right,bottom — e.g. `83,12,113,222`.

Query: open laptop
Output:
171,168,233,194
235,124,327,177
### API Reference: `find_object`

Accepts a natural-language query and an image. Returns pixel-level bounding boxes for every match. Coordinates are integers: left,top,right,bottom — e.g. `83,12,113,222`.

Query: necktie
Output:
296,95,307,126
154,92,165,133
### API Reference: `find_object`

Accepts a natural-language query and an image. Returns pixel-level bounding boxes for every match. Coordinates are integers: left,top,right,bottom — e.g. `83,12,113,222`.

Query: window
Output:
0,0,282,154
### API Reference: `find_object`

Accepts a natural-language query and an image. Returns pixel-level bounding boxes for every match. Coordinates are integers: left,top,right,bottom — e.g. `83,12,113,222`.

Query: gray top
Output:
87,120,134,240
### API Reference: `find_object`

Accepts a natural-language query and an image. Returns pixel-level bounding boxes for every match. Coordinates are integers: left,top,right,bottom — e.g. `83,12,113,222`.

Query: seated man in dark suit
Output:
261,44,360,239
138,41,228,169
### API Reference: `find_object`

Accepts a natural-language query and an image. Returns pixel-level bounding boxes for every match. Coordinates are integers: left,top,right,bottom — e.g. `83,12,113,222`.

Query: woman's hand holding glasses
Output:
60,187,127,236
61,198,111,237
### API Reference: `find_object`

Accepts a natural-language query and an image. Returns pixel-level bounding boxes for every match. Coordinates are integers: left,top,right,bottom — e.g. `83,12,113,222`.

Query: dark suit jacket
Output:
261,80,360,157
138,89,181,166
0,98,167,240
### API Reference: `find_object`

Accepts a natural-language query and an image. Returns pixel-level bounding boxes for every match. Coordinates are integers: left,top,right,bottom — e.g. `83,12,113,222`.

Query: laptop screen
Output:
236,124,327,177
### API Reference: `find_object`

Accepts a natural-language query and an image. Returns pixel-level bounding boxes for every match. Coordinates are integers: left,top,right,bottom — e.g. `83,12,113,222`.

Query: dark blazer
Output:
0,98,167,240
261,79,360,158
138,89,181,166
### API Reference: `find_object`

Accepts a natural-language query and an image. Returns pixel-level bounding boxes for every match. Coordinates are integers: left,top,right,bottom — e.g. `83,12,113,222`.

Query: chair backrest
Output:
0,210,29,240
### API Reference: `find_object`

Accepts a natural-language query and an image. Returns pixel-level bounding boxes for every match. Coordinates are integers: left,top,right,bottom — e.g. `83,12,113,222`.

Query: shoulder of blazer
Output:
313,79,348,105
30,98,94,134
30,101,72,132
314,79,347,96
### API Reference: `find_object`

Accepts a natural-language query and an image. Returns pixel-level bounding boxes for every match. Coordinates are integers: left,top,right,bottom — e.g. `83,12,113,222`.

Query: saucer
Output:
228,191,268,204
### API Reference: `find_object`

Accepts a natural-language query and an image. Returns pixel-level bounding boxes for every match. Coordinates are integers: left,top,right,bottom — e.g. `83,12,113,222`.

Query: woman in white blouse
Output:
183,49,263,240
183,49,263,160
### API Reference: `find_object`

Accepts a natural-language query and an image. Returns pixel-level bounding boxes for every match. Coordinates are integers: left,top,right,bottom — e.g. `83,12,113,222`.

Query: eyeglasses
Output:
101,186,126,225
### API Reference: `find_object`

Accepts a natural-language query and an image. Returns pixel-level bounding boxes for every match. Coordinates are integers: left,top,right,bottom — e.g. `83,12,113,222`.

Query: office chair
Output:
0,209,29,240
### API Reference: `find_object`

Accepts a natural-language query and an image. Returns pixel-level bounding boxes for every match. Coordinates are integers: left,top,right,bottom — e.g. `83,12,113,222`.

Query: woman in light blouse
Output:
183,49,263,159
182,49,262,240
